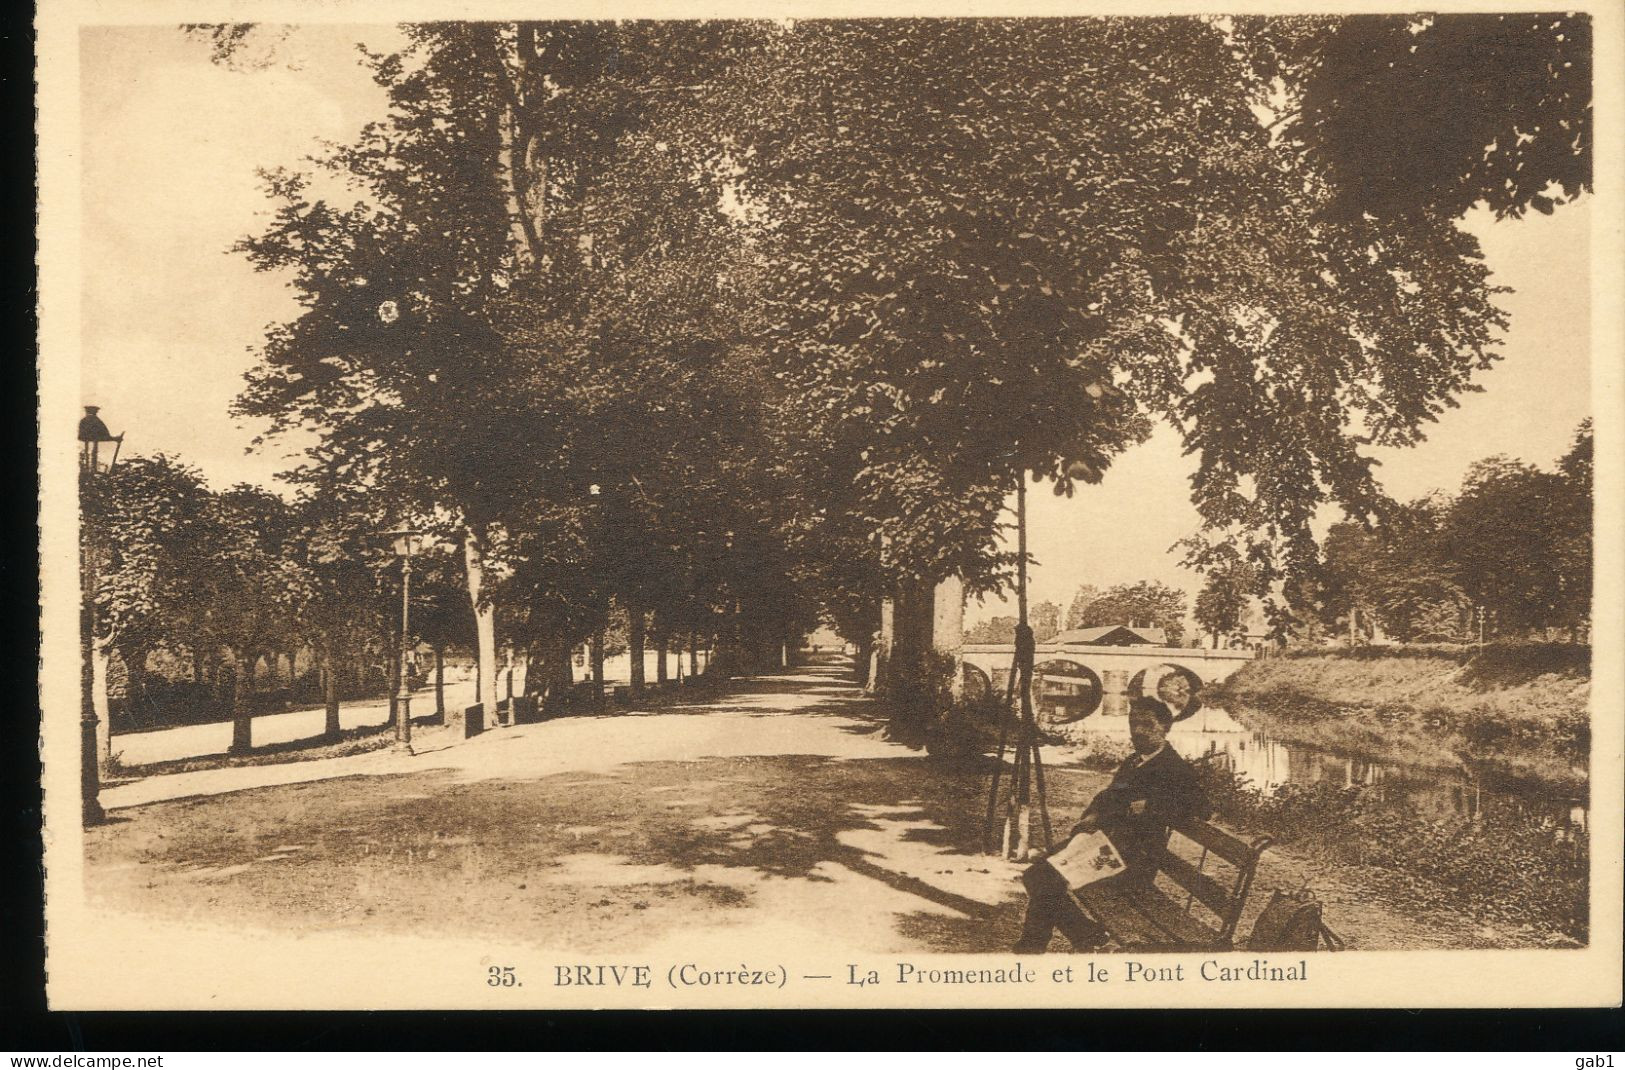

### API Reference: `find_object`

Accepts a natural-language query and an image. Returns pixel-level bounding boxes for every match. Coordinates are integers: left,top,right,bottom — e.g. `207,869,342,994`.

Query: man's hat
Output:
1130,696,1176,730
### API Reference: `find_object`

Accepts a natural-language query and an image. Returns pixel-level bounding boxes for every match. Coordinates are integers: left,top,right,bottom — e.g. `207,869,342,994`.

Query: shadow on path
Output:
86,658,1086,954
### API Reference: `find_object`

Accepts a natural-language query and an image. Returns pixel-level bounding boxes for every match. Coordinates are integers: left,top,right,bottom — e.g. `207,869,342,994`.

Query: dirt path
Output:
84,660,1500,955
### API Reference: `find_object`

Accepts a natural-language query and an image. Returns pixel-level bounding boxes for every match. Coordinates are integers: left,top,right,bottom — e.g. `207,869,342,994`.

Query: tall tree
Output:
1553,420,1593,636
1029,600,1062,643
282,493,393,739
194,486,304,753
85,454,213,734
1319,522,1385,642
1076,581,1188,645
230,24,793,701
1065,584,1104,630
707,18,1507,603
1443,456,1570,635
1193,565,1253,648
1369,495,1470,642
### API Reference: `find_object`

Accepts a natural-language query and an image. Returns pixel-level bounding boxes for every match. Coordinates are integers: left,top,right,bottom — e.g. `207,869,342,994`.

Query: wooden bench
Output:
1073,818,1272,951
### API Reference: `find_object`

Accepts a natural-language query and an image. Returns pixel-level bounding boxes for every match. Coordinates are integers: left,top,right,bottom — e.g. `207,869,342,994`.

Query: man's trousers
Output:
1013,860,1108,953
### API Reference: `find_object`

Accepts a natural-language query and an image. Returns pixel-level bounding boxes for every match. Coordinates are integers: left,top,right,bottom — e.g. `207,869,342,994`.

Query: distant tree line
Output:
964,580,1190,646
1189,421,1592,647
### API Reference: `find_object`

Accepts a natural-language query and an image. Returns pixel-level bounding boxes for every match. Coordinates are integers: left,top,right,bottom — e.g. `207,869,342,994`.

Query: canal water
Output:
1070,695,1588,840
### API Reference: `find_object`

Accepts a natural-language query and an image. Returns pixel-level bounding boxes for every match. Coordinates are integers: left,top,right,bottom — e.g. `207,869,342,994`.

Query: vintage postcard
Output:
36,0,1623,1009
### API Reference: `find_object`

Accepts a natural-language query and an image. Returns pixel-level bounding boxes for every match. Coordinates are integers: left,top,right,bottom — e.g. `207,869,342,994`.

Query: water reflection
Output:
1074,701,1588,840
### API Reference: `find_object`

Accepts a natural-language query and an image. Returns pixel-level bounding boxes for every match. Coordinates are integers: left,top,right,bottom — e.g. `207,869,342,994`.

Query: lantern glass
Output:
385,530,424,558
77,407,123,474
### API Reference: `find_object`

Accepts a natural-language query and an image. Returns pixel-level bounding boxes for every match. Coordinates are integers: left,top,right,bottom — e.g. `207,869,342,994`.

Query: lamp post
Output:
586,485,607,705
384,528,425,754
77,406,123,825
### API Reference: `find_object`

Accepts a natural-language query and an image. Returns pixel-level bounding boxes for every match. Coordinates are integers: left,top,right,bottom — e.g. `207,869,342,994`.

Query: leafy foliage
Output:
1074,580,1188,644
705,18,1510,597
186,17,1587,718
965,600,1061,644
1252,14,1593,221
1193,563,1256,646
1064,584,1104,631
1197,764,1587,942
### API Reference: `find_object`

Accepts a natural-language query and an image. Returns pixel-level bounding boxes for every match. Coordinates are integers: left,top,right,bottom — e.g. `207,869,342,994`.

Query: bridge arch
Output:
1034,659,1103,723
1127,663,1204,721
961,663,992,705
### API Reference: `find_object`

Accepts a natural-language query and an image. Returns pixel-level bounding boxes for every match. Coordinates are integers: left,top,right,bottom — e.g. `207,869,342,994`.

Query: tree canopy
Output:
1247,13,1592,221
1073,581,1189,645
189,16,1589,680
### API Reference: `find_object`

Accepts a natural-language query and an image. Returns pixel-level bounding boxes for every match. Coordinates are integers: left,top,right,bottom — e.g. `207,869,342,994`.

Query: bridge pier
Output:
960,641,1258,723
1100,669,1131,710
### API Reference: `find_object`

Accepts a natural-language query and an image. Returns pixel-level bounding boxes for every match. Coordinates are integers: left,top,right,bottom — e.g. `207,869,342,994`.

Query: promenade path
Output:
107,679,478,768
74,657,1509,1005
109,649,710,768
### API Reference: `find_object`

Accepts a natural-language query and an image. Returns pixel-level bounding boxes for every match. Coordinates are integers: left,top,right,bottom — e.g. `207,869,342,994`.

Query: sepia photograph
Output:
35,1,1622,1010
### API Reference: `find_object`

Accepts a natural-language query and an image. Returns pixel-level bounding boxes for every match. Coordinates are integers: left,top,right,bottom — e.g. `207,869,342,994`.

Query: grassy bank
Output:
1055,733,1588,945
1208,643,1590,794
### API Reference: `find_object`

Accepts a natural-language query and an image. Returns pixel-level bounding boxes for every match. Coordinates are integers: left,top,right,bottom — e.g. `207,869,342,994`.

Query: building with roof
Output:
1050,624,1168,647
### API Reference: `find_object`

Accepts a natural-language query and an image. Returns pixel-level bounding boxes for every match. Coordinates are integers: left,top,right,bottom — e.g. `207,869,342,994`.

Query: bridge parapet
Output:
960,642,1256,722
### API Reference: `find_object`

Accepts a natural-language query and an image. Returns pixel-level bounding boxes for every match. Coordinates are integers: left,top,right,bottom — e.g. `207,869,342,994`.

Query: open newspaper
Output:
1044,829,1127,890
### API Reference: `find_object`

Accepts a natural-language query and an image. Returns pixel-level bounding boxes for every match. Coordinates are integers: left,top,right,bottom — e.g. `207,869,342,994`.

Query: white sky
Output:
79,24,1593,624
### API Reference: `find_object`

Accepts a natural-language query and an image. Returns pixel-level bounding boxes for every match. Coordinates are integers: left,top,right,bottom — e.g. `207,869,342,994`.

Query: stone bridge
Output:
960,642,1256,723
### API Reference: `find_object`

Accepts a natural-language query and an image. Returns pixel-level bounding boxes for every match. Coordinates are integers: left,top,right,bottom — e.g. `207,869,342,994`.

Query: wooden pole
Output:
985,468,1053,858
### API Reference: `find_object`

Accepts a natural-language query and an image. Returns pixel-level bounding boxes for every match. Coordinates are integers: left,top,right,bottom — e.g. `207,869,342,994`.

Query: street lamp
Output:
586,484,606,704
384,528,425,753
77,406,123,825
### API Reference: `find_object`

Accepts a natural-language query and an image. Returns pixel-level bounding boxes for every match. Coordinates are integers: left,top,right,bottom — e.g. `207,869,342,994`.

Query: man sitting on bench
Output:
1013,696,1211,953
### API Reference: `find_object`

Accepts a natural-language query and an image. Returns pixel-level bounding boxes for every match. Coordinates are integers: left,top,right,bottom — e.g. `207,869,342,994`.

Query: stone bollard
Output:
451,702,484,738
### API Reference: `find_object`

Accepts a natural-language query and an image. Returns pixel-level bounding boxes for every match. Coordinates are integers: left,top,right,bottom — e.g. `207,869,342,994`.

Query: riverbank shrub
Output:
1193,763,1588,943
1276,640,1589,676
881,649,959,745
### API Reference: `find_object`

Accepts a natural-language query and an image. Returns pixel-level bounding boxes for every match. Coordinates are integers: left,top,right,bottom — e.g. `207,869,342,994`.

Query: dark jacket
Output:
1082,745,1210,877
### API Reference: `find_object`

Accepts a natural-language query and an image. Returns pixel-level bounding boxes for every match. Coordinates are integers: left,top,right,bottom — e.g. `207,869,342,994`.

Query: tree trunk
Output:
434,645,446,717
92,635,112,767
192,641,206,687
494,26,541,267
556,637,574,688
853,636,873,688
277,649,292,707
123,643,149,728
523,642,543,697
689,632,699,677
590,629,606,704
229,651,255,755
655,631,669,687
464,528,499,713
628,604,646,695
388,641,402,725
322,646,341,740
